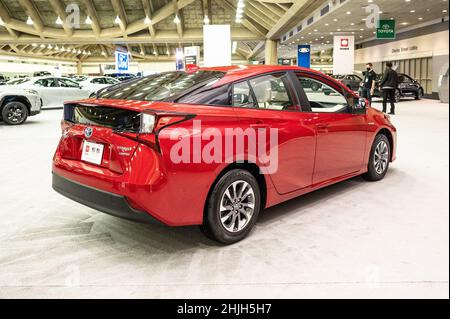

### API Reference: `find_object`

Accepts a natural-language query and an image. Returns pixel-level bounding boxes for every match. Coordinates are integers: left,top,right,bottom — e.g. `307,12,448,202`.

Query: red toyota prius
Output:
52,65,396,244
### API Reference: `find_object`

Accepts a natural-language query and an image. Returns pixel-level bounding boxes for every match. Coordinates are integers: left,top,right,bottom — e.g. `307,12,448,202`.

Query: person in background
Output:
380,62,398,115
361,62,376,104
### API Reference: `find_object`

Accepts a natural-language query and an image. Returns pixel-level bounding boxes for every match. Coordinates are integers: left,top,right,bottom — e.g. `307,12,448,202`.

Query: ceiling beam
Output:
111,0,128,35
48,0,73,36
17,0,44,33
142,0,156,38
173,0,184,38
79,0,101,37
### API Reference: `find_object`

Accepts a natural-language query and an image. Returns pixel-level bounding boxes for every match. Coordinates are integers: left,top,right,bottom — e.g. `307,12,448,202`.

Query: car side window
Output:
34,78,58,87
297,76,349,113
248,74,293,110
232,81,255,108
91,78,105,84
104,78,117,84
58,78,79,88
176,85,231,106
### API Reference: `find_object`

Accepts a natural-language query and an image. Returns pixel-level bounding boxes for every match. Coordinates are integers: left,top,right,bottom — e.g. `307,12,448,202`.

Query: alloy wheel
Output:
6,105,26,124
219,180,255,233
374,140,389,174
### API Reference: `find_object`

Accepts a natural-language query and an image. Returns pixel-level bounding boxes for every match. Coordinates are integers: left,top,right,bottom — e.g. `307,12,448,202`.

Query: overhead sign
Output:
377,20,396,39
115,50,129,72
278,58,291,66
333,35,354,75
297,45,311,68
175,48,184,70
184,46,200,66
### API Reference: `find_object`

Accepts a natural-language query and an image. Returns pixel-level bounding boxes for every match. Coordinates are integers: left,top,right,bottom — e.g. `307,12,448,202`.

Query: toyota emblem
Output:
84,127,93,138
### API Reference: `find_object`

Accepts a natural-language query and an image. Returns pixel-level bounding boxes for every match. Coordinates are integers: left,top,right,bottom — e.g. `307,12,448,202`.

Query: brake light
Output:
60,119,74,134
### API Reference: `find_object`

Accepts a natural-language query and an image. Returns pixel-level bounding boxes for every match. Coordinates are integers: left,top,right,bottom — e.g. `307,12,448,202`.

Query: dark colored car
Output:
33,71,52,77
372,73,424,102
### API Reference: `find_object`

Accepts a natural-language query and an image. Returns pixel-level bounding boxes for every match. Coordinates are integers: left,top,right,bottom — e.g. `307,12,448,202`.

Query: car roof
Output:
202,65,325,86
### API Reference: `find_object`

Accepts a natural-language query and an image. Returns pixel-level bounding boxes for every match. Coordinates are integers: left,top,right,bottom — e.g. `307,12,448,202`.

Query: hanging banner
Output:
184,46,200,67
377,20,396,39
115,46,129,73
203,25,231,67
297,45,311,68
175,48,184,70
332,36,354,75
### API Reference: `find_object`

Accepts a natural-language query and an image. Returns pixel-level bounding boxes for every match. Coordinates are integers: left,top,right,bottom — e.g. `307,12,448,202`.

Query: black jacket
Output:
381,68,398,89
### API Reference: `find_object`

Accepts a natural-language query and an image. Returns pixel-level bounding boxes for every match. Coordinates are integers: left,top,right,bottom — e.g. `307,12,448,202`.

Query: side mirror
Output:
352,97,367,113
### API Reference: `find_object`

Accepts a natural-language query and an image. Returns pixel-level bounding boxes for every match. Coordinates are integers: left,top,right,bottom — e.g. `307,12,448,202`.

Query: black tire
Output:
1,101,28,125
201,169,261,244
310,82,320,91
415,88,424,100
363,134,391,181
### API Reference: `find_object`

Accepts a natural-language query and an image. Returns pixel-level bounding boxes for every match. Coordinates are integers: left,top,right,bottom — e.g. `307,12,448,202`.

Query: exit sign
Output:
377,20,396,39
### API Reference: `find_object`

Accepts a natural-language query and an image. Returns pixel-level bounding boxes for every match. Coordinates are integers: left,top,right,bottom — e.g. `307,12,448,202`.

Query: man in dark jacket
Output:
380,62,398,114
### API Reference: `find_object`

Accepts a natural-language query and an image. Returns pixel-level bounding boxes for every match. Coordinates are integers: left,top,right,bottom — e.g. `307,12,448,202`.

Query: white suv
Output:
0,87,42,125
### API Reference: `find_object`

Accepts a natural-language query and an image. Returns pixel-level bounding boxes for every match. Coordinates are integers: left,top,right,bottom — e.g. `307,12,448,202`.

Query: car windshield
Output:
96,70,226,102
7,78,30,85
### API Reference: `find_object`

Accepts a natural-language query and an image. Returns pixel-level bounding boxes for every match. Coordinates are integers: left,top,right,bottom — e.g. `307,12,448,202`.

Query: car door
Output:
295,72,368,185
57,78,91,102
231,72,316,194
32,78,61,107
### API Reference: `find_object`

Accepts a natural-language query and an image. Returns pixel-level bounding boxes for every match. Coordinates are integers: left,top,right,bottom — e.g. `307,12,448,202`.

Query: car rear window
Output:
96,70,225,102
65,105,141,132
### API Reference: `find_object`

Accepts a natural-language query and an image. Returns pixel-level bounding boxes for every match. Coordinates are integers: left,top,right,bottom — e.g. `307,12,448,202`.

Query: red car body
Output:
52,65,396,237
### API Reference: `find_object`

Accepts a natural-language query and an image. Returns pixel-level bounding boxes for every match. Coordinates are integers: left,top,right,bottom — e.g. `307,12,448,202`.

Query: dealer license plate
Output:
81,140,104,165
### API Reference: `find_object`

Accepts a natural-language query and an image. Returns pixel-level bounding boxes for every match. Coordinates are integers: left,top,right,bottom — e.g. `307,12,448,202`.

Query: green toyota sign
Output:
377,20,396,39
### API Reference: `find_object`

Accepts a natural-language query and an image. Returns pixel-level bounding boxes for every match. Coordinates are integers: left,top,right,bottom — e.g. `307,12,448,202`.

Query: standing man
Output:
380,62,398,115
361,62,376,104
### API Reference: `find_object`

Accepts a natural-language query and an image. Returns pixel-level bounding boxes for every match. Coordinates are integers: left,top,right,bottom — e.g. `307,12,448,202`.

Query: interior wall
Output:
354,25,449,94
0,54,77,77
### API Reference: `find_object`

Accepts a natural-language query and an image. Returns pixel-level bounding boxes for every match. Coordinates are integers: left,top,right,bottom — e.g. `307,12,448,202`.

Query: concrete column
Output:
265,39,278,65
76,61,82,75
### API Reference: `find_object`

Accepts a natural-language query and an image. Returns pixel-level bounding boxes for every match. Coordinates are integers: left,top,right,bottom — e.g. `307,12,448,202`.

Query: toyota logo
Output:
84,127,93,138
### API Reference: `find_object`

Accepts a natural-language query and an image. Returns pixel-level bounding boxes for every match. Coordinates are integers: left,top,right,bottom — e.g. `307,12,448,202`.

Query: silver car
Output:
12,76,91,108
0,87,42,125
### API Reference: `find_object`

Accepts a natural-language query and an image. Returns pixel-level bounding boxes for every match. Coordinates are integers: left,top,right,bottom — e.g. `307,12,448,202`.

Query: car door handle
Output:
250,123,270,129
316,122,329,132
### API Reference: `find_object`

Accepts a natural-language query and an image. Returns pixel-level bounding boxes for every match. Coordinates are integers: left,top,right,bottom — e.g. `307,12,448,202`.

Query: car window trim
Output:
231,71,300,112
295,71,351,114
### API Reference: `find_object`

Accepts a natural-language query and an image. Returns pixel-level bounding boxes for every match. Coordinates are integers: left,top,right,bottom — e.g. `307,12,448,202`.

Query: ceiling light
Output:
350,23,355,25
173,15,180,24
410,10,415,13
54,45,59,50
232,41,237,54
26,16,33,25
166,49,170,55
40,44,45,48
337,28,341,31
401,22,408,25
346,11,351,14
47,44,53,49
144,16,151,24
368,0,373,2
0,17,5,26
237,7,244,14
405,0,411,2
360,28,364,31
443,9,448,13
114,15,121,25
313,29,318,32
140,50,144,55
333,18,338,22
237,1,245,9
379,11,383,14
32,43,37,47
418,17,423,20
85,16,92,24
56,16,63,25
72,49,77,53
235,17,242,23
203,15,210,25
325,23,329,26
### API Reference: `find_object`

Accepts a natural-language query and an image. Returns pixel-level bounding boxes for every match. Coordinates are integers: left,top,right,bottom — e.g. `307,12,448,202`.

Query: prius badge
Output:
84,127,93,138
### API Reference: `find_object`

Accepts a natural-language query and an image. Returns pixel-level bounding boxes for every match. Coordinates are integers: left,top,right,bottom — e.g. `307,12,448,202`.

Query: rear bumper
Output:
52,172,161,225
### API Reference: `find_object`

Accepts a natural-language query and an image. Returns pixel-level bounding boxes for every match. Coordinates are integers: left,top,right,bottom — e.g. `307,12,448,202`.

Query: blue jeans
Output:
361,87,372,104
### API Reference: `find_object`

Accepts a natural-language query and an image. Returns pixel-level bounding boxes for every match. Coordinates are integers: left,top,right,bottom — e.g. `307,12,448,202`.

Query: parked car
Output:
33,71,52,77
105,72,136,82
78,76,120,96
0,87,42,125
10,76,91,108
0,74,8,85
331,74,363,91
65,75,88,82
372,73,425,102
52,65,397,244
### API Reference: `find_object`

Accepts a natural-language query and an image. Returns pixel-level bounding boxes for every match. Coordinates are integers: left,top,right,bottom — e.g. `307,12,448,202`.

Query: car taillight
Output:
60,119,74,134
